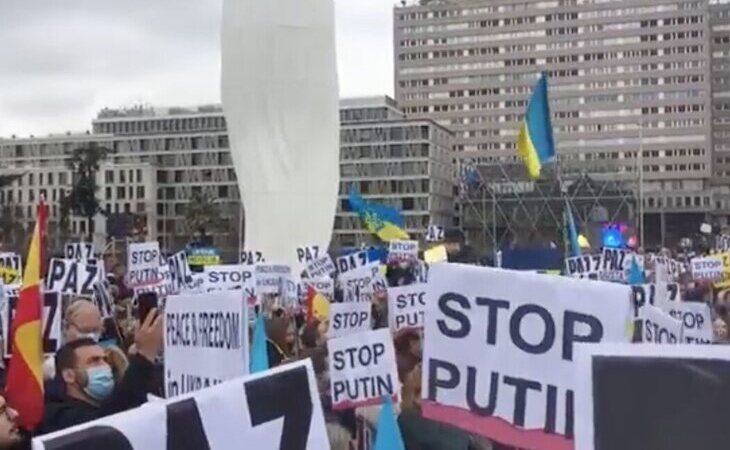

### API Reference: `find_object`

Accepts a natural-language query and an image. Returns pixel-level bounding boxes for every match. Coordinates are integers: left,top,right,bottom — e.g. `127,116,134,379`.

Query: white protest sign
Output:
127,242,162,286
388,240,419,263
64,242,95,262
240,250,265,266
339,262,380,298
33,359,330,450
305,278,334,301
630,283,680,311
335,250,369,274
369,271,388,294
388,284,427,332
133,265,175,299
426,225,445,242
329,328,399,410
0,253,22,285
45,259,101,295
254,264,291,295
167,251,195,292
690,255,724,280
2,292,61,357
328,302,371,339
202,265,256,303
93,280,115,319
636,303,682,344
574,344,730,450
305,255,336,280
665,301,713,344
599,248,634,282
422,264,633,450
164,290,248,397
296,245,322,265
564,254,601,280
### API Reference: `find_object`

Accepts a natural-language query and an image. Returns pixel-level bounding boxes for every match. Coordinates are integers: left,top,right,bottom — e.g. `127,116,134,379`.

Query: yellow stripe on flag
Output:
15,321,43,388
517,121,541,179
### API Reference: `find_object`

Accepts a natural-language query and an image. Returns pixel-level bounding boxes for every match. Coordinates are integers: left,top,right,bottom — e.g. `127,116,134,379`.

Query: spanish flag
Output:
517,74,555,179
6,203,46,430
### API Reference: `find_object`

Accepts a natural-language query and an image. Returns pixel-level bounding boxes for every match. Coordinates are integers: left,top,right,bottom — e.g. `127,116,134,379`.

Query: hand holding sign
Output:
135,308,164,363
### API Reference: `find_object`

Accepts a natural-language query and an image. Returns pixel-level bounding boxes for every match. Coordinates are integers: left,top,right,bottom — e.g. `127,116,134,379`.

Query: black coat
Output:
36,354,155,436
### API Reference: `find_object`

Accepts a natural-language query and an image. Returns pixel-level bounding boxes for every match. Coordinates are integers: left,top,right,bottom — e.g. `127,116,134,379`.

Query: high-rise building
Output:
394,0,725,247
0,98,455,256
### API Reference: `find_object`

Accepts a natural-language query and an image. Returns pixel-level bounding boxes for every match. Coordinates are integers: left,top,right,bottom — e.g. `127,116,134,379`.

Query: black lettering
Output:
509,304,555,355
43,426,134,450
503,376,542,427
166,398,211,450
475,297,510,345
427,358,459,401
465,367,497,416
437,293,470,338
545,384,557,434
563,311,603,361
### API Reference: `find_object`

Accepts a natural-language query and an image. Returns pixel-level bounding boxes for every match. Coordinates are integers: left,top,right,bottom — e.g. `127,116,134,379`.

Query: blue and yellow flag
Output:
517,74,555,179
348,188,409,242
564,197,581,258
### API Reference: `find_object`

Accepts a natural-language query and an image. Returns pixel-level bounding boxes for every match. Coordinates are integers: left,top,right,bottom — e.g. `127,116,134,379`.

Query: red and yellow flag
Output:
6,204,46,430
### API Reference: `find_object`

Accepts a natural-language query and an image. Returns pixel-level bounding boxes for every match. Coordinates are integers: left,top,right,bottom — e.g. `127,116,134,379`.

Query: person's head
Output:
55,338,115,405
112,263,126,279
394,329,422,358
63,300,103,343
714,318,728,341
0,395,21,449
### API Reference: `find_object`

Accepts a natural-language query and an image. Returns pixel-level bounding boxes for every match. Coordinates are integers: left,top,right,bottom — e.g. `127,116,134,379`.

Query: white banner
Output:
2,291,61,357
665,301,713,344
329,328,398,410
164,290,248,397
388,284,426,332
637,304,682,344
328,302,371,339
305,255,336,280
33,359,330,450
422,264,632,450
64,242,95,263
127,242,163,287
45,259,101,295
388,240,419,263
690,255,724,280
564,254,601,280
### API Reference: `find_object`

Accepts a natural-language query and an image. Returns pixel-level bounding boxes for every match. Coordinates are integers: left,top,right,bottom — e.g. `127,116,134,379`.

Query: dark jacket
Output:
37,354,155,436
399,409,473,450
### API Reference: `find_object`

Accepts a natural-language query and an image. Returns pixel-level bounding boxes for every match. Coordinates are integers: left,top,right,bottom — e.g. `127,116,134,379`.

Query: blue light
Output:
602,226,625,248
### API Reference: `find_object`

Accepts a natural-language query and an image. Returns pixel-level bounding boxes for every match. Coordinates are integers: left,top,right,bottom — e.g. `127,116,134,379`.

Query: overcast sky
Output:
0,0,396,138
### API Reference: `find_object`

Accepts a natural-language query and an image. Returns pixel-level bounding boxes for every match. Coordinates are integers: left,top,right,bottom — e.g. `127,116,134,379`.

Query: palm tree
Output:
64,143,113,240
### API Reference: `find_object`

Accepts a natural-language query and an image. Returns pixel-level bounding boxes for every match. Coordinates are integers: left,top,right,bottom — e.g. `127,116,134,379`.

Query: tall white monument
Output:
221,0,340,267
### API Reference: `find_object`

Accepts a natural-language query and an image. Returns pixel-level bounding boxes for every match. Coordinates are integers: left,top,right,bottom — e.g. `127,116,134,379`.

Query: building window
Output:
105,170,114,183
120,171,126,183
117,187,125,199
137,186,145,199
48,173,54,184
106,187,112,200
137,169,143,182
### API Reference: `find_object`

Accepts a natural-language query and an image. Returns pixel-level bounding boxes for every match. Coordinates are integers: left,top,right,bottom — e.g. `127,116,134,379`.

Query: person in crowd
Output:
266,309,292,367
109,263,134,300
63,299,103,343
394,330,422,383
713,317,728,343
0,394,26,450
326,422,355,450
37,309,163,435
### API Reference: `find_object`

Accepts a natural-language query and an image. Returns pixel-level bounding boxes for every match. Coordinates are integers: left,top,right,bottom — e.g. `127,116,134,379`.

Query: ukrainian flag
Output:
517,74,555,179
348,188,409,242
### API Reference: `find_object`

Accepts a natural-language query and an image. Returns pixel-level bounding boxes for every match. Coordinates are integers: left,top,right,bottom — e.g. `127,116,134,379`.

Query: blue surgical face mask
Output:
83,365,114,401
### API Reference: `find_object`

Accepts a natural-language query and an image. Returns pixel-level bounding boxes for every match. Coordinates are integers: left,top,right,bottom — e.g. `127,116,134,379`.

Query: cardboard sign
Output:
0,253,22,285
45,259,101,295
388,284,426,332
636,304,682,344
329,328,399,410
422,264,633,450
426,225,445,242
240,250,265,266
388,240,419,263
690,255,724,280
296,245,322,265
574,344,730,450
3,292,61,357
335,250,370,274
255,264,291,295
164,290,248,397
305,254,336,280
64,242,95,262
665,301,713,344
32,359,329,450
564,254,602,280
328,302,372,339
127,242,163,286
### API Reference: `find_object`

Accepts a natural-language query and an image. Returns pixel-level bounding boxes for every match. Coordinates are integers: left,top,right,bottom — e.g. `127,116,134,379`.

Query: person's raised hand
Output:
135,308,163,363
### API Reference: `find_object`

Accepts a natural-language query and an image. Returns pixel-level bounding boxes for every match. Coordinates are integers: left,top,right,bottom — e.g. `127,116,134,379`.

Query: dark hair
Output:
55,338,98,374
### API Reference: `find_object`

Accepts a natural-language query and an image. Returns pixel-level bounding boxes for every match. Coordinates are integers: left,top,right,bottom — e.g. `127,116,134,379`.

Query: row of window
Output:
104,186,146,201
94,116,227,136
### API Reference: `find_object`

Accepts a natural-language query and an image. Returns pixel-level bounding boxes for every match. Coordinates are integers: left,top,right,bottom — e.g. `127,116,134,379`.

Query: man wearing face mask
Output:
36,309,163,435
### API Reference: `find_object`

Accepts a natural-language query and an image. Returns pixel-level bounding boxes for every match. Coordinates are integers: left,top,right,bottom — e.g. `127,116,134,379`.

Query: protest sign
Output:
305,278,334,301
2,292,61,356
426,225,445,242
33,359,329,450
424,245,448,264
388,284,427,332
201,264,256,302
564,254,601,280
339,262,380,299
240,250,265,266
635,303,682,344
167,251,194,292
574,343,730,450
305,254,336,280
335,250,370,274
64,242,95,262
187,247,220,267
415,260,430,283
255,264,291,295
388,240,419,263
93,280,115,319
165,290,248,397
422,264,632,450
328,301,371,339
665,301,713,344
599,248,634,282
133,265,175,299
690,255,724,280
127,242,162,286
329,328,399,410
45,259,101,295
630,283,680,311
296,245,322,265
0,253,22,285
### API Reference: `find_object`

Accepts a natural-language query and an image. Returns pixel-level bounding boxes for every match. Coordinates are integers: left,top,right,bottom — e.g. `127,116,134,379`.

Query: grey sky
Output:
0,0,396,138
